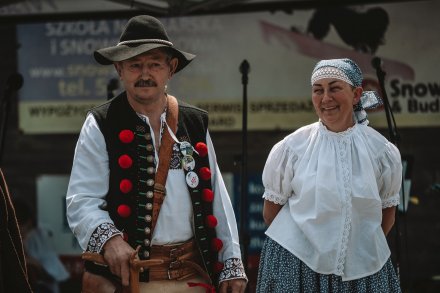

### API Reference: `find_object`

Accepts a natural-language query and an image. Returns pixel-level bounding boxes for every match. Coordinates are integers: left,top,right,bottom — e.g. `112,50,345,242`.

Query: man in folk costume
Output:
66,15,247,293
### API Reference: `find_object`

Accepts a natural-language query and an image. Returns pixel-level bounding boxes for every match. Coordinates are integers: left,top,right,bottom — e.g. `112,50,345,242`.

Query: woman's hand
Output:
382,206,396,236
263,200,283,226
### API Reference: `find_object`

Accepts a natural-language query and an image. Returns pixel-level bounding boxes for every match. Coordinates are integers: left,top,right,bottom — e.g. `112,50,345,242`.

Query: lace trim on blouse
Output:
87,222,122,253
319,121,371,276
335,137,352,276
382,194,400,208
262,190,288,205
218,258,248,283
318,120,356,136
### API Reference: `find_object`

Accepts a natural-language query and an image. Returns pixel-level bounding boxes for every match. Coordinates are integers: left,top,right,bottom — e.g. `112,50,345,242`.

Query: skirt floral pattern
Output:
256,237,402,293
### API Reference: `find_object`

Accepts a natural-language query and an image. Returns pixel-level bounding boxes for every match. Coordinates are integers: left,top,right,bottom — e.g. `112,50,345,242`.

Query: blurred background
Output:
1,0,439,292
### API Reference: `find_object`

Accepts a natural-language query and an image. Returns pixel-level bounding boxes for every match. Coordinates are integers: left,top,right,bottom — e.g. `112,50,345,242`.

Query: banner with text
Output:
17,1,440,133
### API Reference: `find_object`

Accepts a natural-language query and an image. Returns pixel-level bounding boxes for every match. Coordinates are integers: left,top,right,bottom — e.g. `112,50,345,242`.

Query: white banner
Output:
17,2,440,133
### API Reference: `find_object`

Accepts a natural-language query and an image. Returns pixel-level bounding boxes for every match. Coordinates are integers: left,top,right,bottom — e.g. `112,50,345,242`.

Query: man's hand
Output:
102,235,135,287
219,279,247,293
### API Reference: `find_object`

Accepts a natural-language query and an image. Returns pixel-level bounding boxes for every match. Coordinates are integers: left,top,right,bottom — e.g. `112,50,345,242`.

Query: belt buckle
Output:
169,247,183,258
167,260,182,280
169,260,181,269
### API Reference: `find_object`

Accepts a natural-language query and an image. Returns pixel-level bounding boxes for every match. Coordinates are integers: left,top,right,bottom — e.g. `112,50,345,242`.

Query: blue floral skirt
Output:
256,237,402,293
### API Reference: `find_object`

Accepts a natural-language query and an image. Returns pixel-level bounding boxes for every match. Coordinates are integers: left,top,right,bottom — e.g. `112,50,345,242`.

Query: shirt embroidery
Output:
218,258,248,283
87,223,122,253
335,137,352,276
382,194,400,208
262,190,288,205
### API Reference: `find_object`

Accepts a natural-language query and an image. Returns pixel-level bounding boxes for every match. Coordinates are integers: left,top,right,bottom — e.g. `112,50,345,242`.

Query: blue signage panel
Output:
233,173,266,255
17,20,125,102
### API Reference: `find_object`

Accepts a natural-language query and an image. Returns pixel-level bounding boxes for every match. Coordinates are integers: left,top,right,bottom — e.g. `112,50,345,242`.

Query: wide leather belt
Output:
81,238,212,293
148,239,208,282
151,238,196,257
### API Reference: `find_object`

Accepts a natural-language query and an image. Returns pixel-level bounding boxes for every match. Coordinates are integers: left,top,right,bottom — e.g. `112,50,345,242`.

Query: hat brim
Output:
94,43,195,73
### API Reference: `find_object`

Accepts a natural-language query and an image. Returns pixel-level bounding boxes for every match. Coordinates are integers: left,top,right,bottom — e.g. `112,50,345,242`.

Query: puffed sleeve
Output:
262,138,297,205
66,114,119,251
378,141,402,208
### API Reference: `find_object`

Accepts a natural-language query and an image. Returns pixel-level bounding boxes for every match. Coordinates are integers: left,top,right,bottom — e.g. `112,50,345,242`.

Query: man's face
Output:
115,48,178,105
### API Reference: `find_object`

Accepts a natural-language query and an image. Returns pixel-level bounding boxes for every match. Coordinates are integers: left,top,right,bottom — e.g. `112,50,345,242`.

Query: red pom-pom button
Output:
120,179,133,194
195,142,208,157
199,167,211,181
119,130,134,143
118,154,133,169
202,189,214,202
213,261,224,273
211,238,223,252
117,204,131,218
206,215,218,228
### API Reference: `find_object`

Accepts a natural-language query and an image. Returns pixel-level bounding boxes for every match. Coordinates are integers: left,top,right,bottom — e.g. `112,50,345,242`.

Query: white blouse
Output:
66,113,242,263
263,121,402,281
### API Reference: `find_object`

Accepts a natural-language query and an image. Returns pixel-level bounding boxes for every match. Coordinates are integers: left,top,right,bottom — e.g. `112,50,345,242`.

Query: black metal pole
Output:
0,73,23,165
239,60,250,279
0,98,9,165
371,57,407,289
371,57,399,146
107,78,119,100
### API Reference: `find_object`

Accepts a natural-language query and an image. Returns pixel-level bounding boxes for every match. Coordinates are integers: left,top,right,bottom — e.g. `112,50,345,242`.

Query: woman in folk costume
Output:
257,58,402,293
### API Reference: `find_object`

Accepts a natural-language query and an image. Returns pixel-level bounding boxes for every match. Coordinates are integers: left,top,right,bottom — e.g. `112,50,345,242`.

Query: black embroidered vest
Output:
89,93,220,284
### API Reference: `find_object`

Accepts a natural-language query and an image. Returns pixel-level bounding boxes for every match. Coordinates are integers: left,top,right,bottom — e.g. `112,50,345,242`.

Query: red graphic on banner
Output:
260,20,415,81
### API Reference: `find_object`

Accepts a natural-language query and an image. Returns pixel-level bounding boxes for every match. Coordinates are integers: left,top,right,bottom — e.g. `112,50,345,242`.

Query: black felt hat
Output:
94,15,195,73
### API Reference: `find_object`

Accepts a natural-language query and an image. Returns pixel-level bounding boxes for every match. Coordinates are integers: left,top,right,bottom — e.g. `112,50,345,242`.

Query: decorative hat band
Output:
311,67,353,86
117,39,173,46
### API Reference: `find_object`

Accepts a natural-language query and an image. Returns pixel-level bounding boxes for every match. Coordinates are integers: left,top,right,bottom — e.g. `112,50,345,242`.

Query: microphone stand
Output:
0,93,10,165
372,57,399,146
372,57,407,289
239,60,250,284
107,78,119,100
0,74,23,165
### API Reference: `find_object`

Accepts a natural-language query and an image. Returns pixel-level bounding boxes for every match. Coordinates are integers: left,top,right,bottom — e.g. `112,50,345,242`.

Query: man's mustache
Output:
135,79,157,87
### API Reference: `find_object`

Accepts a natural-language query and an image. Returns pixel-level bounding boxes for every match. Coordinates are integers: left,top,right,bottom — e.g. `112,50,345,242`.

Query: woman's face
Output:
312,78,362,132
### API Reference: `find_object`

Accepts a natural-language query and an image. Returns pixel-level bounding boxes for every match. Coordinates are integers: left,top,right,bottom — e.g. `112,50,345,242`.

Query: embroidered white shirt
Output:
263,121,402,281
